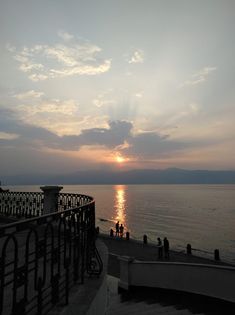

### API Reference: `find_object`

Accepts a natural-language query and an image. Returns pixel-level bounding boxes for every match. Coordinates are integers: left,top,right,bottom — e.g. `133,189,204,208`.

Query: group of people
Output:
113,221,170,259
115,221,124,237
157,237,169,259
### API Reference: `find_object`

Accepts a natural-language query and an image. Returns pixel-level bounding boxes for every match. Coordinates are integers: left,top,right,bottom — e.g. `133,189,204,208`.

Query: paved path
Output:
101,234,235,314
98,233,232,278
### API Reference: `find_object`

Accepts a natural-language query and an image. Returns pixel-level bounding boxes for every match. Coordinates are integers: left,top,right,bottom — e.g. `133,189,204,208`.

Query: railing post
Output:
40,186,63,214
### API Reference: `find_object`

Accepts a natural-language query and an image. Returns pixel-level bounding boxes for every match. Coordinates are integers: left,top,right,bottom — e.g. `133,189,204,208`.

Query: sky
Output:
0,0,235,176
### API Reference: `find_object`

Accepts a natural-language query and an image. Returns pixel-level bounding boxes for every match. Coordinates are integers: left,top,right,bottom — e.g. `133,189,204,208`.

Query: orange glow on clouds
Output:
115,153,131,164
116,155,125,163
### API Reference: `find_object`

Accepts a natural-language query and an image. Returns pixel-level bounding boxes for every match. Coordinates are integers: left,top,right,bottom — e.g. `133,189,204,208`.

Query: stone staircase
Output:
106,276,204,315
107,301,203,315
106,276,235,315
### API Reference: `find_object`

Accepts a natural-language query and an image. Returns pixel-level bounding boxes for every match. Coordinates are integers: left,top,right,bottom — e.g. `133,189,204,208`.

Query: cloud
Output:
6,43,16,53
66,122,186,158
28,74,48,81
5,90,81,135
135,92,143,98
57,30,74,41
0,104,187,159
128,50,144,64
92,91,116,108
76,120,132,148
0,132,19,140
14,90,44,100
121,132,186,158
0,96,196,160
189,103,199,114
0,108,132,151
17,98,78,116
8,33,111,81
0,106,70,149
181,66,217,87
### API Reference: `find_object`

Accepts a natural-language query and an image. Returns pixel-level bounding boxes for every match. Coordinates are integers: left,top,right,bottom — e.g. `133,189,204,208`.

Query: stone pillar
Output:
118,256,134,290
40,186,63,215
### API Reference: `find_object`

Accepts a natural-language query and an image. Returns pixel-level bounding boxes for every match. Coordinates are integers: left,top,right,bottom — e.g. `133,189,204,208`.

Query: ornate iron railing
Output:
57,193,93,211
0,192,103,315
0,192,44,217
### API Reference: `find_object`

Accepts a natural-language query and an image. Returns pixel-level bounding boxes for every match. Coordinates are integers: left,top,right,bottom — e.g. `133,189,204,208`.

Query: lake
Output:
5,184,235,263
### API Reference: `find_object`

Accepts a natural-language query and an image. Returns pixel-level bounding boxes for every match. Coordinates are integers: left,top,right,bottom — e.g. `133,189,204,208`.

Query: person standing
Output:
157,237,163,259
163,237,169,259
119,224,124,238
115,221,119,236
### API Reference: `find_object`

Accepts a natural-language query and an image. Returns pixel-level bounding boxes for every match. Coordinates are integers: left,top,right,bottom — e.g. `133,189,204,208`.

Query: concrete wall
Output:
119,259,235,303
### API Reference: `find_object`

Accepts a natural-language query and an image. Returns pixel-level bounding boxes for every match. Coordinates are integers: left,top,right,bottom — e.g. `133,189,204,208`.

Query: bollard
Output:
143,234,147,244
126,232,130,240
110,228,114,237
96,226,100,235
187,244,192,255
214,249,220,261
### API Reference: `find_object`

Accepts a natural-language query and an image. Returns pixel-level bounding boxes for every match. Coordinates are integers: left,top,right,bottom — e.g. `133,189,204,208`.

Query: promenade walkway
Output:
99,234,235,315
98,233,232,278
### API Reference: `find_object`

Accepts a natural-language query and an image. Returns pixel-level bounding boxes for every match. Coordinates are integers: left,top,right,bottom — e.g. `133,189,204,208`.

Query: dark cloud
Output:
0,107,59,148
0,108,132,150
57,120,132,149
0,106,187,159
121,132,186,158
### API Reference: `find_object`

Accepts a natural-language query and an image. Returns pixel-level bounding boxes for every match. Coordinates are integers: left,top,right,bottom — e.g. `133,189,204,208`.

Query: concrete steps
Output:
108,301,175,314
107,300,203,315
106,276,204,315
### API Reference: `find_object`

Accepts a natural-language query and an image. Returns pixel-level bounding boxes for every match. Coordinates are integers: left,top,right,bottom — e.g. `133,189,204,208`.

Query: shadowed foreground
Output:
100,234,235,315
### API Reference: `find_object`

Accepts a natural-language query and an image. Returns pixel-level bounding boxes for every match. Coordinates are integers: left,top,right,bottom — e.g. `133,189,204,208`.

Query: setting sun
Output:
116,156,125,163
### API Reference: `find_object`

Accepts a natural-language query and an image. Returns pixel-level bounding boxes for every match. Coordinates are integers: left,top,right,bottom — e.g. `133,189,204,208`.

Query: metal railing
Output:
0,191,44,217
0,191,103,315
57,193,93,211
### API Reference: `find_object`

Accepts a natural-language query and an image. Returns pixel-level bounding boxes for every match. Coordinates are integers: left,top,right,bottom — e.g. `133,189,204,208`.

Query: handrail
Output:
0,192,94,232
0,191,102,315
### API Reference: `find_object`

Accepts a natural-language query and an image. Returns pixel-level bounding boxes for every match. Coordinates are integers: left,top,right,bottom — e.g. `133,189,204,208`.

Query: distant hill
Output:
2,168,235,185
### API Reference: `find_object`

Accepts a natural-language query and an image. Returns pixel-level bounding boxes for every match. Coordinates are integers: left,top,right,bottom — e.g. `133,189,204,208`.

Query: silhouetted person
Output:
157,237,163,259
119,224,124,238
115,221,119,236
164,237,169,258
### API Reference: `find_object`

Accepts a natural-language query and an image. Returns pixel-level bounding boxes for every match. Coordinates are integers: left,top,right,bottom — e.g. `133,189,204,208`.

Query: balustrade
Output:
0,190,102,315
0,191,44,218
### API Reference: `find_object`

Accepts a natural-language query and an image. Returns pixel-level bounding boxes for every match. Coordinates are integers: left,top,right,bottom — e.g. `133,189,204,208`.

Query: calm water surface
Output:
6,184,235,263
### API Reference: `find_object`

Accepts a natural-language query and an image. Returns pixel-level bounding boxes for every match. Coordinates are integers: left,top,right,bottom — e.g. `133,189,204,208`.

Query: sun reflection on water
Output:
114,185,128,231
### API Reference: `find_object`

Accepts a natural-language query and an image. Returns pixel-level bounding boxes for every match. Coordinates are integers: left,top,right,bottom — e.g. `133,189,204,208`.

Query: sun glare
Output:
116,156,125,163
